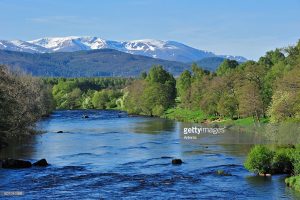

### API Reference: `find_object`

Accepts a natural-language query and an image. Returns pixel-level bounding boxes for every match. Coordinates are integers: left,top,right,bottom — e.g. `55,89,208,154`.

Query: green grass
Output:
163,107,270,126
285,176,300,191
162,107,207,123
219,117,269,126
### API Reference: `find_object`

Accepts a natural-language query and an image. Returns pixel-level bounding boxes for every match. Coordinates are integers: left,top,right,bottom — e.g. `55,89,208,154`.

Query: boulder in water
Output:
172,159,183,165
82,115,89,118
216,170,232,176
57,131,63,133
33,159,49,167
2,158,32,169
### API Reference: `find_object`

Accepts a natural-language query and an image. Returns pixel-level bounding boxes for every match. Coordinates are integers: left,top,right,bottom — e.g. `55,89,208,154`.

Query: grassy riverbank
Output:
162,107,269,125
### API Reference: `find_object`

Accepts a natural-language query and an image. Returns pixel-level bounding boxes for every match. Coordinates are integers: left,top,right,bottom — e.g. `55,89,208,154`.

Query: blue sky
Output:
0,0,299,60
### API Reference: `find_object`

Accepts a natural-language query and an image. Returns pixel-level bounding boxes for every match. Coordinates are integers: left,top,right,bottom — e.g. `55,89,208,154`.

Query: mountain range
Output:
0,49,191,77
0,36,247,63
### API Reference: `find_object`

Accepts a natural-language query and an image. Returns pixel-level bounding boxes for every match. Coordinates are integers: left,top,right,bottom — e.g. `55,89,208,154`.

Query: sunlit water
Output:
1,110,300,199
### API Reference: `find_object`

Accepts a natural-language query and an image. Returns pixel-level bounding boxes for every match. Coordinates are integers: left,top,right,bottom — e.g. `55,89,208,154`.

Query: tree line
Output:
46,77,132,110
124,40,300,123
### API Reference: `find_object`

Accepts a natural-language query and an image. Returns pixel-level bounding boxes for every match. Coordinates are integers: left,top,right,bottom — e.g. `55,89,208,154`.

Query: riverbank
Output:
162,107,269,126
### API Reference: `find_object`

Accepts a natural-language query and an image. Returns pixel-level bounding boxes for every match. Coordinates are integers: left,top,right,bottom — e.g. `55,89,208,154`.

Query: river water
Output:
1,110,299,199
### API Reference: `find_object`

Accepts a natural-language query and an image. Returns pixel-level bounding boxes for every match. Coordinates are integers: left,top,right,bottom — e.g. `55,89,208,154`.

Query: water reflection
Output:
131,117,176,134
179,122,300,145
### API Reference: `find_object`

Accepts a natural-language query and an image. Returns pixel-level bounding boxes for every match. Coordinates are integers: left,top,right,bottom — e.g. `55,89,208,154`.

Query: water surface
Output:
1,110,299,199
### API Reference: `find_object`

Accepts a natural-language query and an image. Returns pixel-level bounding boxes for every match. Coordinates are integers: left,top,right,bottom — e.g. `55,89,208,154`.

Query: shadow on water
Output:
0,135,36,160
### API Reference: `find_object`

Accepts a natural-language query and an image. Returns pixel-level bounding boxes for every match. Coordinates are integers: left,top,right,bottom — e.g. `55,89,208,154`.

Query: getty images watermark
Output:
183,126,226,140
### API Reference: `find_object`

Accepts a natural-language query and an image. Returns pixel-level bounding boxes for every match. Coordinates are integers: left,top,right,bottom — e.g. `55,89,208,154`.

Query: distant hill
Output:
193,57,226,71
0,49,190,77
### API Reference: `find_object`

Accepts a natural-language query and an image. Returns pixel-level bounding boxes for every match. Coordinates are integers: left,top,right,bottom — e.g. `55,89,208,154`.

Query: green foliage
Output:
123,80,146,114
92,90,122,109
176,70,192,105
285,176,300,191
216,59,239,76
50,77,129,110
291,147,300,175
272,148,294,174
267,67,300,122
124,66,176,116
245,146,298,176
217,92,238,118
170,40,300,123
244,146,274,174
258,49,285,68
192,57,226,71
0,65,53,135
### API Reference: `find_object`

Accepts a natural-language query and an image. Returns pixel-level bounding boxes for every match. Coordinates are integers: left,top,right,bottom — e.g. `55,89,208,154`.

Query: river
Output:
1,110,299,199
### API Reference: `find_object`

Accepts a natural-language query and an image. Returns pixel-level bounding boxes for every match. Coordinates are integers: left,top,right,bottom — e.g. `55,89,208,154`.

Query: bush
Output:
285,176,300,191
244,145,274,174
152,105,165,116
292,148,300,175
272,148,294,174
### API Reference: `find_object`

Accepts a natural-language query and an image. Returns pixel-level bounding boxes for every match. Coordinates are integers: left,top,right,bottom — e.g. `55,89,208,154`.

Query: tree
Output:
244,146,274,174
258,49,285,68
217,92,238,118
268,67,300,122
124,66,176,116
237,81,264,120
176,70,191,107
92,90,110,109
0,65,53,135
124,80,146,114
216,59,239,76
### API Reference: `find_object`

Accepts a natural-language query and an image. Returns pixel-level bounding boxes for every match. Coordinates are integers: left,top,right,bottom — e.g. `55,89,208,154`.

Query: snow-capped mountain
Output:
0,40,50,53
0,36,247,62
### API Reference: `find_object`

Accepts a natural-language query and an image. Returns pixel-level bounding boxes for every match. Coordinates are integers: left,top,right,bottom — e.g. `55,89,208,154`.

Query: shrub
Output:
285,176,300,191
272,148,294,174
244,145,274,174
292,149,300,175
152,105,165,116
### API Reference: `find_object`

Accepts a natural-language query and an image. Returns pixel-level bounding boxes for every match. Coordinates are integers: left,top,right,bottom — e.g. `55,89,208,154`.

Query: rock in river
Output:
172,159,183,165
33,159,49,167
2,158,32,169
